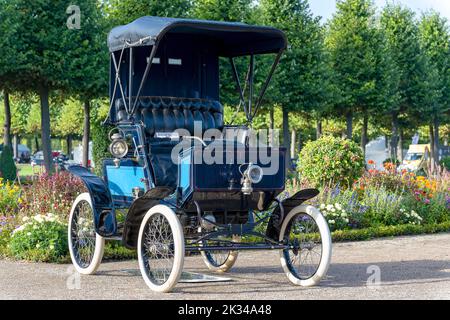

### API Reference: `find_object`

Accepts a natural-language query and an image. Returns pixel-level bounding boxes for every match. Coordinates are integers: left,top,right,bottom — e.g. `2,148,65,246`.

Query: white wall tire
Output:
279,205,332,287
68,193,105,275
137,205,184,293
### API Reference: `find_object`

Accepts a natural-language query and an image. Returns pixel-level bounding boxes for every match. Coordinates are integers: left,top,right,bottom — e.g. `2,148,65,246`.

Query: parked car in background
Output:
398,144,430,173
0,144,31,163
31,150,69,167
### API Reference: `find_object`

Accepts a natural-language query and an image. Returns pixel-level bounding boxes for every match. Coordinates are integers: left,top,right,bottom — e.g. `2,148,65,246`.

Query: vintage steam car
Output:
68,16,332,293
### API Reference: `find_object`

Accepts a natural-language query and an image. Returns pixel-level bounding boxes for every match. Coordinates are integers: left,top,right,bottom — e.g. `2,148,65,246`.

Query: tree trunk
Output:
34,134,40,153
291,129,296,159
433,115,440,164
316,119,322,139
66,135,72,159
3,90,11,149
269,108,274,130
361,111,368,158
13,134,18,160
345,110,353,139
39,85,53,173
82,100,91,168
429,123,436,172
298,131,302,152
282,105,291,172
390,113,399,161
398,129,404,162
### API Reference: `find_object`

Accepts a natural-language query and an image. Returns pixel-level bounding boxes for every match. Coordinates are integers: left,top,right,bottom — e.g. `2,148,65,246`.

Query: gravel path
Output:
1,233,449,300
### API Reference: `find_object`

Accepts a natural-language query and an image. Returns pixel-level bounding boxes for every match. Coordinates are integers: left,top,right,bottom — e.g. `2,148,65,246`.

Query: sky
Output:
309,0,450,22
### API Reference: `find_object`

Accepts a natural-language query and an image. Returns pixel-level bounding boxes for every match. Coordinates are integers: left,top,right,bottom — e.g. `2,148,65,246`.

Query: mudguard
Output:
122,186,175,249
68,165,117,237
266,189,320,241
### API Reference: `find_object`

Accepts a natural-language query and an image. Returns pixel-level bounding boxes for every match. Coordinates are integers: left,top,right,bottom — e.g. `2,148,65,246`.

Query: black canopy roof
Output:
107,16,287,56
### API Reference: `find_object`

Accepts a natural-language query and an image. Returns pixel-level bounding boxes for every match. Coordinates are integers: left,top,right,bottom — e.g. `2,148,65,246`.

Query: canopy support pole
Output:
229,57,245,108
247,55,255,121
111,47,129,115
251,50,284,121
131,42,159,115
128,47,133,112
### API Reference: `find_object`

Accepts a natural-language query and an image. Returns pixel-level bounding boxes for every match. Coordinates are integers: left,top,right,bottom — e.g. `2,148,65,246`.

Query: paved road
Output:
1,233,450,300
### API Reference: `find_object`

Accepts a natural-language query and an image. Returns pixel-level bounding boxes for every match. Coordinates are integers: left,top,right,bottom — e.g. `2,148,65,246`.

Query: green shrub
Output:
441,156,450,171
0,146,17,181
9,213,68,262
297,136,364,188
91,122,112,176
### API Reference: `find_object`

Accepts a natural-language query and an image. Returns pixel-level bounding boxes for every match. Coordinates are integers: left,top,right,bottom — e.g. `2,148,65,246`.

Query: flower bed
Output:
0,162,448,263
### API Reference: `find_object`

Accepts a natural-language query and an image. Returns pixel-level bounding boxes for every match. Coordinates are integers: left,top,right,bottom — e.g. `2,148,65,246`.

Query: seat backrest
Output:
115,96,223,137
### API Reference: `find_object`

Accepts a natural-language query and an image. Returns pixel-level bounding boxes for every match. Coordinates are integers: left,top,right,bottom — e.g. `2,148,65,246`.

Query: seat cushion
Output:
115,96,223,137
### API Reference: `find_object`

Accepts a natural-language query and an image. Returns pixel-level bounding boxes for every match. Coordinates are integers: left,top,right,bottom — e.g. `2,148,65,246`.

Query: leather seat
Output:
115,96,224,137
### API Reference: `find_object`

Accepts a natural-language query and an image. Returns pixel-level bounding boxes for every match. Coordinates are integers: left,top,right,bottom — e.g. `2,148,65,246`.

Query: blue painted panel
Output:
106,165,146,197
179,154,191,193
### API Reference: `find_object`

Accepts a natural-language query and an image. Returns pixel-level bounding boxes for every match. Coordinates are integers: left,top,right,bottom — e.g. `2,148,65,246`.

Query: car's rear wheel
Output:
279,205,332,287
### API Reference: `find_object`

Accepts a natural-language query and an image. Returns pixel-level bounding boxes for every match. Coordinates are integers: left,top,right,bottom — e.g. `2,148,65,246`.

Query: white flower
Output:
22,216,29,222
329,220,335,224
320,204,326,209
326,204,334,211
36,243,40,249
49,245,54,250
26,232,31,236
335,203,342,210
331,208,336,213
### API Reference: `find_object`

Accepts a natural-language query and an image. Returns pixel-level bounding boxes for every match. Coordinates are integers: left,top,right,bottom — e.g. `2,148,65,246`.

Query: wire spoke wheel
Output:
68,193,104,275
138,205,184,293
284,213,322,280
199,232,239,272
142,213,176,285
279,205,332,287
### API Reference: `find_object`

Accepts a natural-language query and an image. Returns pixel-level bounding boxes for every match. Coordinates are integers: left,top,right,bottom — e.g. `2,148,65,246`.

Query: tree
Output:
191,0,253,22
0,145,17,181
259,0,334,167
326,0,391,151
105,0,192,26
55,99,84,157
418,11,450,165
0,0,108,172
380,5,431,161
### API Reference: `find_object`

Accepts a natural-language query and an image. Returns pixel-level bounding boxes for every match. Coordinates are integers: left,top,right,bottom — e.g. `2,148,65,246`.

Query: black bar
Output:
229,57,245,108
128,47,133,111
131,43,159,114
248,54,254,120
252,50,284,120
185,244,291,251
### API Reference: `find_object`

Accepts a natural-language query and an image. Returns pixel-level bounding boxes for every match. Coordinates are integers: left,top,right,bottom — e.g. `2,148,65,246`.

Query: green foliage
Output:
0,145,17,181
105,0,191,25
0,178,21,215
326,0,398,131
55,99,84,138
9,214,68,262
441,157,450,171
298,136,364,188
91,103,112,176
259,0,332,115
331,222,450,242
418,11,450,123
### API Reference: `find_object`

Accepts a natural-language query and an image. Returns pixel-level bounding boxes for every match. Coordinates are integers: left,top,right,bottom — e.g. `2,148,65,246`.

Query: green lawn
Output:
16,164,44,177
